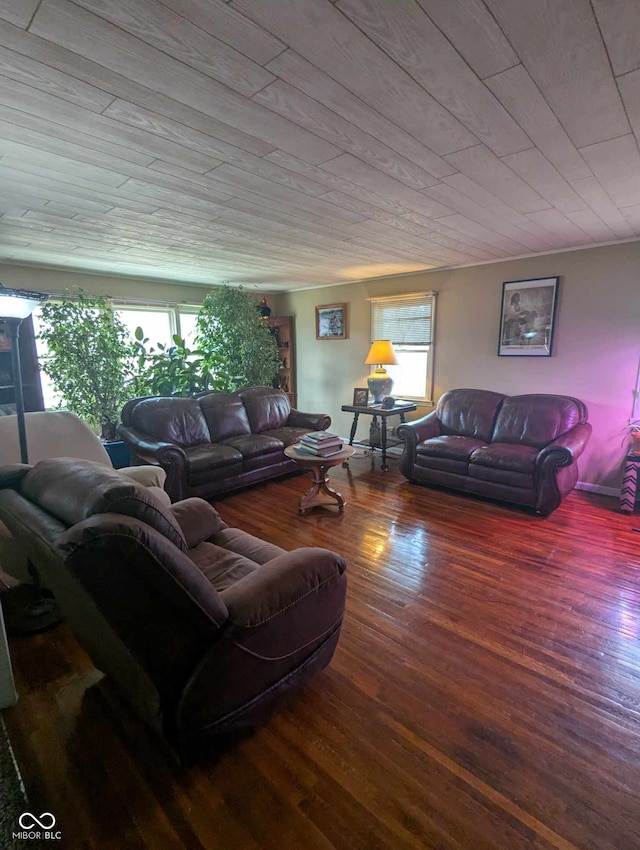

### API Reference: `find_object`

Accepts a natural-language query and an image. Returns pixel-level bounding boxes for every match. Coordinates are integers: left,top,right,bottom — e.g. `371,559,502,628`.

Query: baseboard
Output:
575,481,620,498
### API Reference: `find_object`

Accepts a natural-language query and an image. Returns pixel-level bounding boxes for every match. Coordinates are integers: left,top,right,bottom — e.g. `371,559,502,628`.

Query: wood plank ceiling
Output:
0,0,639,291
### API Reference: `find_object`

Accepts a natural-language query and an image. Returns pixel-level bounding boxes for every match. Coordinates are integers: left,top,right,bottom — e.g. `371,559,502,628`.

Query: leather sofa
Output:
397,388,592,515
117,386,331,502
0,458,347,761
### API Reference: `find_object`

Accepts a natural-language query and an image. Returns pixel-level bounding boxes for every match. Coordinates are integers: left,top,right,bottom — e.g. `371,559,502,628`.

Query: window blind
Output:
370,292,436,345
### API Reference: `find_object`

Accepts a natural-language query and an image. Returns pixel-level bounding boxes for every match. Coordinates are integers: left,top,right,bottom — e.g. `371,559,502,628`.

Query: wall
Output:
0,263,213,304
278,242,640,493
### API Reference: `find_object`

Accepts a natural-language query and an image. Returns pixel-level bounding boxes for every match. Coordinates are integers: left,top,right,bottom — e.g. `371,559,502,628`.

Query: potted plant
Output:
622,421,640,455
37,291,133,442
129,329,222,397
195,286,280,391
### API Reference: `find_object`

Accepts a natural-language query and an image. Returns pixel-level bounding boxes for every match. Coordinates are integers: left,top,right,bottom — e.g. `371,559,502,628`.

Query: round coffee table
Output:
284,444,355,514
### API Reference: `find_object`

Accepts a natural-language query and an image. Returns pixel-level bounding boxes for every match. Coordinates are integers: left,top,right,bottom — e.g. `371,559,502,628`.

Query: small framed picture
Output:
353,387,369,406
498,277,559,356
316,303,347,339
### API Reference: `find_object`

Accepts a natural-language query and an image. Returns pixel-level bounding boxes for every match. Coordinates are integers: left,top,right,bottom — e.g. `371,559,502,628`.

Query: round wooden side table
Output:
284,444,355,514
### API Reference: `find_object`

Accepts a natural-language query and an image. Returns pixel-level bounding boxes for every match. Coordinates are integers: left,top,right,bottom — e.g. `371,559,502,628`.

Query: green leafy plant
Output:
130,329,221,397
196,286,280,391
37,291,133,441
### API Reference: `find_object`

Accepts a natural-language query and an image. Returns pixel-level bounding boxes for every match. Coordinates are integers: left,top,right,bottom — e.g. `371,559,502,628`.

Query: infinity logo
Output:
18,812,56,830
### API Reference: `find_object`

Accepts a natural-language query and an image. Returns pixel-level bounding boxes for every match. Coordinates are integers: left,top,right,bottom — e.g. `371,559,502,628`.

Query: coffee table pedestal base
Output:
298,467,345,514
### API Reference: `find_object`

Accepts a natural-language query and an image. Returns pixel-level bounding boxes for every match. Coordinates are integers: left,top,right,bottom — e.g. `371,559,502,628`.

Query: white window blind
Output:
369,292,435,344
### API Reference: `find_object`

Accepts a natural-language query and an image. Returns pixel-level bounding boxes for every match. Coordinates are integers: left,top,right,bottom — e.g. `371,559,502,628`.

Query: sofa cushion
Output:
239,386,290,433
22,458,188,551
198,392,252,442
185,444,243,488
468,464,533,489
189,542,260,592
131,397,210,447
437,388,506,442
417,435,486,461
219,433,283,459
262,426,314,447
470,442,539,473
491,394,587,448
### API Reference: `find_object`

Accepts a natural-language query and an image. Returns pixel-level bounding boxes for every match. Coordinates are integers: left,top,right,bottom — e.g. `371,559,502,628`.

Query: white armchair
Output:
0,410,170,582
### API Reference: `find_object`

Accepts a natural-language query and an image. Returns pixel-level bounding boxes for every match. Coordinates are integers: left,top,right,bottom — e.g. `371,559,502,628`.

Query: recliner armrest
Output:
286,409,332,431
220,547,346,628
0,464,31,489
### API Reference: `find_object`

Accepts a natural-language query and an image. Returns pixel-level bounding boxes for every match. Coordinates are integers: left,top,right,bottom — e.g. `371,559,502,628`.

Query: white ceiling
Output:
1,0,640,292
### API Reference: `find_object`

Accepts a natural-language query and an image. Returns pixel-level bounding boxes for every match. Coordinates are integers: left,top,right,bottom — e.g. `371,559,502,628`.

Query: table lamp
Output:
365,340,398,404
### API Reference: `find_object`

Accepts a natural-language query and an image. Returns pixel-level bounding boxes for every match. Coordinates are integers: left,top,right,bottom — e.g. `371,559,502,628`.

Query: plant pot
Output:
103,440,131,469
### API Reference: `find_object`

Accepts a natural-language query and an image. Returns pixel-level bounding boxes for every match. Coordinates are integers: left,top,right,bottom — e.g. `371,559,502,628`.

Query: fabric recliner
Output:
0,410,169,583
0,458,347,761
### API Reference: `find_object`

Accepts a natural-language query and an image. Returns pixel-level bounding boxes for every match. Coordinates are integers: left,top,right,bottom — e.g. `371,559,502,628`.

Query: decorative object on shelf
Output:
365,339,398,404
316,303,347,339
498,277,559,357
382,396,396,409
258,296,272,317
352,387,369,406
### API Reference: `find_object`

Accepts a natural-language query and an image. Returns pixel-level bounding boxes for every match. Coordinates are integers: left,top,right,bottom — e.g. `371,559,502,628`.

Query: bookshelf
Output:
0,316,44,415
266,316,296,408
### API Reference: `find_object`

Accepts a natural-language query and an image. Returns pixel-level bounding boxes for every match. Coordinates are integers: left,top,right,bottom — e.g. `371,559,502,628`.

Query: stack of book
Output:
298,431,344,457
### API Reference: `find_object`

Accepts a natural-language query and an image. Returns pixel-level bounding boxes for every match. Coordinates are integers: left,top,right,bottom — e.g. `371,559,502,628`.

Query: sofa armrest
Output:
169,498,228,548
117,425,183,463
397,411,440,449
536,422,593,467
286,409,332,431
220,547,346,628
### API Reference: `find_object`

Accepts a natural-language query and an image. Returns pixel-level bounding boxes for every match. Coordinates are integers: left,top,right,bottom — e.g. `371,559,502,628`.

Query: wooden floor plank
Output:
3,458,640,849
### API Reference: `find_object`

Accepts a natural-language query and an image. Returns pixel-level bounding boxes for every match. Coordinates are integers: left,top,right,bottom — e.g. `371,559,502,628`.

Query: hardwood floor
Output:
3,457,640,849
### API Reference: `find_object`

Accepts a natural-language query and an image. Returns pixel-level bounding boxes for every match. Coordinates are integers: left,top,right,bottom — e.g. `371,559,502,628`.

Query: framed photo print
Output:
352,387,369,406
498,277,559,356
316,303,347,340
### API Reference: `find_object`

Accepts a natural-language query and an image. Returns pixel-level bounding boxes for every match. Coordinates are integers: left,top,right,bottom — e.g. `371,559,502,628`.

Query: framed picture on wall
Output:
498,277,559,356
316,303,347,339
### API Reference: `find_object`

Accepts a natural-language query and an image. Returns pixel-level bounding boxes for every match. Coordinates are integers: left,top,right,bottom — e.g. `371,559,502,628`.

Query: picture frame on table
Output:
316,303,347,340
498,276,559,357
352,387,369,406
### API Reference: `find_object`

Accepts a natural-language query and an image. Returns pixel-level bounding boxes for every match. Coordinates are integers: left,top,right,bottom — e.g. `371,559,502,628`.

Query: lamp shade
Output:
365,339,398,366
0,286,48,319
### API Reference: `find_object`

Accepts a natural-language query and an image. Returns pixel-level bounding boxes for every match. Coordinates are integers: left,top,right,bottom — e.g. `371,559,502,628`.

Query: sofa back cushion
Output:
198,392,251,442
130,397,210,447
238,386,291,433
491,394,588,448
21,458,188,551
437,389,506,443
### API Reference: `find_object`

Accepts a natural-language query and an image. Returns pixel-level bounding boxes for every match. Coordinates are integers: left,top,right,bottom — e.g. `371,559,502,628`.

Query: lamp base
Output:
367,368,393,405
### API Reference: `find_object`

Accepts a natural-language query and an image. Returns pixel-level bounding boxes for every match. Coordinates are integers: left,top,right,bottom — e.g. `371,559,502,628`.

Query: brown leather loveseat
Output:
397,388,592,515
117,386,330,502
0,458,347,761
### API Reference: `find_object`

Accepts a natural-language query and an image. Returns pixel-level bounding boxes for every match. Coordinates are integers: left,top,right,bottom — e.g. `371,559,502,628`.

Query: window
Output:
369,292,436,402
115,308,173,348
31,299,202,410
